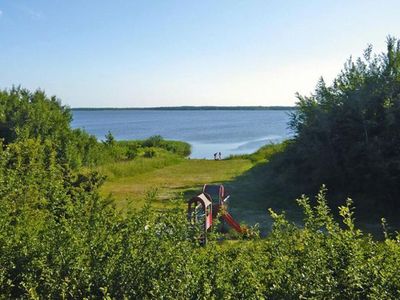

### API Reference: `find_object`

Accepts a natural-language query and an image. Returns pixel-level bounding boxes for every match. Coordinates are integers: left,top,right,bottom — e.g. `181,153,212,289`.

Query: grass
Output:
227,141,290,163
99,155,253,210
97,143,301,233
96,141,394,237
96,151,184,181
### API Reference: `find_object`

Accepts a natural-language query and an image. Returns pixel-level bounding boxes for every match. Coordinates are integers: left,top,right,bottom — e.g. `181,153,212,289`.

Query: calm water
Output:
71,110,293,159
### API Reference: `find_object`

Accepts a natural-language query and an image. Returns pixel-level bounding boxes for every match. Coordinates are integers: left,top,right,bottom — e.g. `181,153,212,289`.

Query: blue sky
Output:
1,1,399,107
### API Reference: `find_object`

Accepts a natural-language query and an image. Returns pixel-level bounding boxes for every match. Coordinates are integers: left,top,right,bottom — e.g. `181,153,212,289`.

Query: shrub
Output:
276,37,400,216
141,135,191,157
1,149,400,300
0,87,110,168
142,135,164,148
228,142,288,164
103,131,116,147
143,147,157,158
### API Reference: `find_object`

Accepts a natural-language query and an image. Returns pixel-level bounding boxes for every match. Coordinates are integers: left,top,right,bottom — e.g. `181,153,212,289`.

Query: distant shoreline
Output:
72,106,296,111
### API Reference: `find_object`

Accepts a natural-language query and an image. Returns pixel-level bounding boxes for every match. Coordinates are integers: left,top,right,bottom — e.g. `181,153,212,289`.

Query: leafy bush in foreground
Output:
1,138,399,299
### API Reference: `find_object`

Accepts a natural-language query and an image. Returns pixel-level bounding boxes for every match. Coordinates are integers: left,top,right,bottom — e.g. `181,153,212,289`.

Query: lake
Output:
71,110,293,159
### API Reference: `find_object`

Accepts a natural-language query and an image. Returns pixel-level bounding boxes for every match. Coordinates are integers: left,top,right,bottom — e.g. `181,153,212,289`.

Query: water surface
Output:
71,110,293,158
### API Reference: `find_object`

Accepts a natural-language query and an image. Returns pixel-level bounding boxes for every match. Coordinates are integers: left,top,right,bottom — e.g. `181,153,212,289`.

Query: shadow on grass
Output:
175,158,399,238
181,161,304,234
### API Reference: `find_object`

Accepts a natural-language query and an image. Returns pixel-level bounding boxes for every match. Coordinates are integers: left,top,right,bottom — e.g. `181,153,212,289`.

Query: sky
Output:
0,1,400,107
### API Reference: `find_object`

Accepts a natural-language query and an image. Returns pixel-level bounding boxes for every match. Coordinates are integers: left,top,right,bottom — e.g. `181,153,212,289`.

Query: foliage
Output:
0,87,191,169
227,142,289,164
3,55,400,297
0,87,71,144
103,131,116,147
1,142,399,299
0,86,106,168
142,134,164,147
277,37,400,215
141,135,191,157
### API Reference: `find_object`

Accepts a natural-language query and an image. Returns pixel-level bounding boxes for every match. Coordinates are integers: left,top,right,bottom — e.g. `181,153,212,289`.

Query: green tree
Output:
280,36,400,215
0,86,105,168
0,86,71,144
103,131,116,147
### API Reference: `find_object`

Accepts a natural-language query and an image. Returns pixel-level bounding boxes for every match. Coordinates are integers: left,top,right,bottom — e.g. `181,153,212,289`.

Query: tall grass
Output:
96,150,184,181
227,141,289,164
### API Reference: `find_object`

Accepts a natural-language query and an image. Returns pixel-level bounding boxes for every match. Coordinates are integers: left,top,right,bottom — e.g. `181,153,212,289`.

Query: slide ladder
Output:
222,212,243,233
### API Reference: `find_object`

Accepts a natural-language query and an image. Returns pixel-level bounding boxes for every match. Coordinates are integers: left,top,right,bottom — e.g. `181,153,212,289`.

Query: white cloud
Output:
0,10,3,17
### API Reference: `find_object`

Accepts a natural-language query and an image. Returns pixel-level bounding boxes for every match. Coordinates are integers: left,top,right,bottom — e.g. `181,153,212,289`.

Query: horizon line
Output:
71,105,296,111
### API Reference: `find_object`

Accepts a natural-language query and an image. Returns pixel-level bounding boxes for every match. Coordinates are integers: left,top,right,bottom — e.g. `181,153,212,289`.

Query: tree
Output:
0,86,104,168
280,37,400,215
103,131,116,147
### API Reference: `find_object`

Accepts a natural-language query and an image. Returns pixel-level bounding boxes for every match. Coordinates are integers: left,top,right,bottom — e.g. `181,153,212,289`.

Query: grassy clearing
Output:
99,156,253,211
98,143,300,233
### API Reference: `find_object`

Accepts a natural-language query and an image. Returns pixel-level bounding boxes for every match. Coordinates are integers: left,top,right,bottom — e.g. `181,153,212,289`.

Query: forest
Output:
1,38,400,299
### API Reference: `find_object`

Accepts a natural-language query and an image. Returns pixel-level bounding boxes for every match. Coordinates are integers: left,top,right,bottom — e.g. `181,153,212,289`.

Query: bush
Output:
0,87,190,169
126,146,138,159
0,87,109,168
142,134,164,147
103,131,116,147
1,161,400,299
228,142,288,164
276,37,400,216
143,147,157,158
141,135,191,157
161,140,191,157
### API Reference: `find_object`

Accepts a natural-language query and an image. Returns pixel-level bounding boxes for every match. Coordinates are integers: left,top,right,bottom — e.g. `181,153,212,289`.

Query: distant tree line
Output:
72,105,296,111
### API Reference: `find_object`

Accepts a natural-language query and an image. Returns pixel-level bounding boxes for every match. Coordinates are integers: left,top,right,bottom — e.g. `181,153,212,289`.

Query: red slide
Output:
222,212,243,233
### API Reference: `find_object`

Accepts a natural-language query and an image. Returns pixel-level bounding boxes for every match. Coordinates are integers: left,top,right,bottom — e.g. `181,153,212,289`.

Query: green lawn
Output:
93,142,392,236
100,157,253,210
98,146,301,233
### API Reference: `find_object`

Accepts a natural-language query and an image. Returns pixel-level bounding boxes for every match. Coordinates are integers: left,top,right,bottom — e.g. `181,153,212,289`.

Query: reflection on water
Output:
189,135,285,159
71,109,293,158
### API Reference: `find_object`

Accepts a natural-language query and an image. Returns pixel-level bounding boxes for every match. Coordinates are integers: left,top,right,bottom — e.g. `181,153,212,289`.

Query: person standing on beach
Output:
218,152,221,160
214,153,217,160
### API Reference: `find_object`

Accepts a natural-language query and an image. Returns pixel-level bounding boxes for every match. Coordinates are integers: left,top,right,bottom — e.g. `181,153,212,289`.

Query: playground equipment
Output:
187,184,243,244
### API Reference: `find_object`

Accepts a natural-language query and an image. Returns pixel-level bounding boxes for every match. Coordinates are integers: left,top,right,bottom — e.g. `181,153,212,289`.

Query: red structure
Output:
188,184,243,244
187,193,212,245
